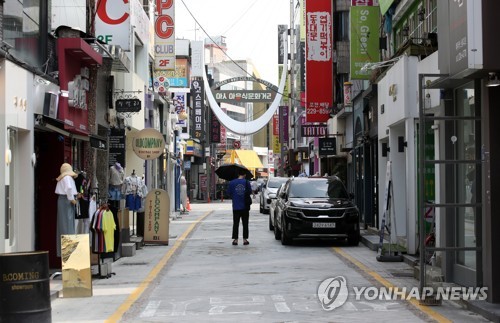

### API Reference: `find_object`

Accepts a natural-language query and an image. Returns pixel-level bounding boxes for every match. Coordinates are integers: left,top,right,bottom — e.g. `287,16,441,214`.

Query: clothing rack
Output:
90,203,117,279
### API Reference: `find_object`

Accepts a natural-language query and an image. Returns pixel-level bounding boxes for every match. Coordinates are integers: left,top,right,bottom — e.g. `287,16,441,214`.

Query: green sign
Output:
350,6,380,80
379,0,395,15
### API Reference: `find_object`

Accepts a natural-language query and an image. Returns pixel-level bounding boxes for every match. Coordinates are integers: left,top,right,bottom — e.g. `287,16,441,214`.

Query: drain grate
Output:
122,262,148,266
390,271,414,278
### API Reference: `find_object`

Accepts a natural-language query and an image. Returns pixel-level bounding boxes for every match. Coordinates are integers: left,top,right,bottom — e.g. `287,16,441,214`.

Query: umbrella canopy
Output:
215,163,253,181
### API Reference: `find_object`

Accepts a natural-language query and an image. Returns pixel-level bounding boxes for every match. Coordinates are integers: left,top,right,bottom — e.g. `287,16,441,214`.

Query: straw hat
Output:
56,163,78,181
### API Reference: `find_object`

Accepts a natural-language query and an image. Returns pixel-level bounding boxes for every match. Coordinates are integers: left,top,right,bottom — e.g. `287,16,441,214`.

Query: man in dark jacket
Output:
227,169,252,245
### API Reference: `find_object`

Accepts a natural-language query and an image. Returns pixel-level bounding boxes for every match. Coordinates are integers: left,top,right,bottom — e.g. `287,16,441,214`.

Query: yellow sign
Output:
144,189,170,245
132,128,165,160
273,135,281,154
61,234,92,298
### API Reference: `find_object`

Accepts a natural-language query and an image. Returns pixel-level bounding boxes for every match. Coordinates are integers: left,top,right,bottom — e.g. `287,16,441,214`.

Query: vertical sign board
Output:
279,106,289,144
174,92,187,128
191,77,205,140
305,0,333,123
209,109,221,143
272,114,281,154
378,161,392,253
144,189,170,244
109,128,126,168
350,6,380,79
154,0,175,70
278,25,288,65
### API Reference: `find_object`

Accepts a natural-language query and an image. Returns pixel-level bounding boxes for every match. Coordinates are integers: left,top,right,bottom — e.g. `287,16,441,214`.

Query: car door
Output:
275,181,290,231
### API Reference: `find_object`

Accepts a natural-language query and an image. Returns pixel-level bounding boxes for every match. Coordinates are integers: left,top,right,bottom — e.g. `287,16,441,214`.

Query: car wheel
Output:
280,218,292,245
347,232,360,246
269,213,274,231
274,216,281,240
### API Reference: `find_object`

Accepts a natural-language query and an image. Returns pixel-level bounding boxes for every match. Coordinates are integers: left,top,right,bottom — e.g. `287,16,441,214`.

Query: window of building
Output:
3,0,49,69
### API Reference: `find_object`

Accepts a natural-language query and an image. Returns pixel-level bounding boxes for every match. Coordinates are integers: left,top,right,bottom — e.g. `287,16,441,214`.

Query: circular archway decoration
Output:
204,33,288,136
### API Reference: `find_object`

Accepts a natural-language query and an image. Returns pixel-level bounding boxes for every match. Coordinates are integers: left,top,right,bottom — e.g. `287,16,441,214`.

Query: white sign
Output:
95,0,131,50
154,0,175,70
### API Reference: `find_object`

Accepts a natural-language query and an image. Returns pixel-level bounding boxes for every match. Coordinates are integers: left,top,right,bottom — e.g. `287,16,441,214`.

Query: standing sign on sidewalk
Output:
144,189,170,245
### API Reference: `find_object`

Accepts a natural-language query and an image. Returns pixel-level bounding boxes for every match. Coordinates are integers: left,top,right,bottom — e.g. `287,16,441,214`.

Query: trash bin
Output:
0,251,51,323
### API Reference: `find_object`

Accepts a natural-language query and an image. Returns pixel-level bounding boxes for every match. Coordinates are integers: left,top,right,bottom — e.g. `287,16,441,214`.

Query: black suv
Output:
273,176,360,246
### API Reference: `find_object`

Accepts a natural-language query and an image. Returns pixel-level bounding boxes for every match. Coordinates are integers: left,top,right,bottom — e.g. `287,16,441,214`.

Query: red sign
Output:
305,0,333,123
233,141,241,149
272,114,279,136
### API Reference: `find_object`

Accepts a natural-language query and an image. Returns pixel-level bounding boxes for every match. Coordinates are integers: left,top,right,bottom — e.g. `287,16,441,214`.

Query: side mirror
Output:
267,198,272,204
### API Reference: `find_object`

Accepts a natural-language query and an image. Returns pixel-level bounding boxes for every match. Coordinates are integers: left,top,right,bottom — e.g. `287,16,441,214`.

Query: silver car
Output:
269,183,286,231
260,177,288,214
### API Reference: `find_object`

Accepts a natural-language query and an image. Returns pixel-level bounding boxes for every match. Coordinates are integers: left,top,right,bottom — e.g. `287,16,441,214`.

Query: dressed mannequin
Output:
180,174,188,212
54,163,78,257
74,171,91,234
109,162,125,201
124,169,145,211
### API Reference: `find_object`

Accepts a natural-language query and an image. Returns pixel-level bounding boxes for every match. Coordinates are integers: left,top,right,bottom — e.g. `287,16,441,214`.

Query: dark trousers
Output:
232,209,249,239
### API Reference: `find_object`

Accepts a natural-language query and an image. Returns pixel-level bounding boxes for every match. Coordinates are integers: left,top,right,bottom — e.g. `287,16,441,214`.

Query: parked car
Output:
260,177,289,214
268,183,286,231
273,176,360,246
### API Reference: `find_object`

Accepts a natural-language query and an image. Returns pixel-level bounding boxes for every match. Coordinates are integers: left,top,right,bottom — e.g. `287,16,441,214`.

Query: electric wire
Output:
178,0,302,109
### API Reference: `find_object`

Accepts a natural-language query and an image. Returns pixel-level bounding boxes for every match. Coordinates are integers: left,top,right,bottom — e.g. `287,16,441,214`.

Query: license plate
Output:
312,222,336,228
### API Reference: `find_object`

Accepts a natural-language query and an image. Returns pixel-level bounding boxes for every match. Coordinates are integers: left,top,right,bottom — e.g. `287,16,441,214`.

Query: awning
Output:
231,150,264,169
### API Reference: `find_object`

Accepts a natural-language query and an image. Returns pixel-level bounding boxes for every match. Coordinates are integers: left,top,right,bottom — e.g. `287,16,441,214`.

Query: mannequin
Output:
54,163,78,257
109,162,125,201
74,171,91,234
180,174,188,212
124,169,145,211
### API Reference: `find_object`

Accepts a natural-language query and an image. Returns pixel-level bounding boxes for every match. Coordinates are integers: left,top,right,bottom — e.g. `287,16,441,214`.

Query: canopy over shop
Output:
227,149,264,178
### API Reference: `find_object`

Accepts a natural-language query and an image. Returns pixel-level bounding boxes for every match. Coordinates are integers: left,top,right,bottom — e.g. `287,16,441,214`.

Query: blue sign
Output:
167,78,188,87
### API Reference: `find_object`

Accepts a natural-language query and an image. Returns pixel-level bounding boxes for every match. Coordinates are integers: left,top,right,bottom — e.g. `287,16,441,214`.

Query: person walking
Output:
227,168,252,246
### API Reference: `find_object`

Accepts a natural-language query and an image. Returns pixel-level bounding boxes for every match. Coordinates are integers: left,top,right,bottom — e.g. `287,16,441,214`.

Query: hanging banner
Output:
272,114,281,154
132,128,165,160
279,106,289,144
191,77,205,140
173,92,187,127
350,6,380,79
209,109,221,143
144,189,170,244
154,0,175,70
305,0,333,123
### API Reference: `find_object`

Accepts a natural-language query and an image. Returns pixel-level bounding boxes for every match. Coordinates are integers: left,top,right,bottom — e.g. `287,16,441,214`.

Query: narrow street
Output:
50,199,488,322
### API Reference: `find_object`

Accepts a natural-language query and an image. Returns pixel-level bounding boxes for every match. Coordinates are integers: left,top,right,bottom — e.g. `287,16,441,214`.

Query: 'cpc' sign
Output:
132,128,165,160
154,0,175,70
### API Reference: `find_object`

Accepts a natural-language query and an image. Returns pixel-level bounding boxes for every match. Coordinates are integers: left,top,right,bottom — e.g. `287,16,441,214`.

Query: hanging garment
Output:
102,210,117,253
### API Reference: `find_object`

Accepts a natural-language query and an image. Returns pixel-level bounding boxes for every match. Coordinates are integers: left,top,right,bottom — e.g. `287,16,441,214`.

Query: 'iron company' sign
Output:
132,128,165,160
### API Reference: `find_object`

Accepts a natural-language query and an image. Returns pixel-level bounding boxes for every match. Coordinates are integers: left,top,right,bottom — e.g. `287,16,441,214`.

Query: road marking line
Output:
106,211,212,322
333,247,452,323
140,300,161,318
274,302,291,312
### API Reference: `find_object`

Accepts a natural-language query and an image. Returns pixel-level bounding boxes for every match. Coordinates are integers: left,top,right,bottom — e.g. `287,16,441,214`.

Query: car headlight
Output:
345,208,359,219
286,206,302,219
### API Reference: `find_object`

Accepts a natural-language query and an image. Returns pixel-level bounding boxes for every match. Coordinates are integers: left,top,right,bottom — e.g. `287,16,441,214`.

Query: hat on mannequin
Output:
56,163,78,181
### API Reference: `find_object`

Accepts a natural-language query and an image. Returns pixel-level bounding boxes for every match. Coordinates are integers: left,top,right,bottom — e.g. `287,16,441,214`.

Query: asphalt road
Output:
50,199,489,322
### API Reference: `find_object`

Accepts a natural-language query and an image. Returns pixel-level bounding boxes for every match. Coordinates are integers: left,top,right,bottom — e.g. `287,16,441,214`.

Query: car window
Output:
267,177,288,188
288,178,348,199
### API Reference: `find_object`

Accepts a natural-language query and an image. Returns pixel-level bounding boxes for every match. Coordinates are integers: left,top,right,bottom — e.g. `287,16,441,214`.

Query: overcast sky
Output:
175,0,292,85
